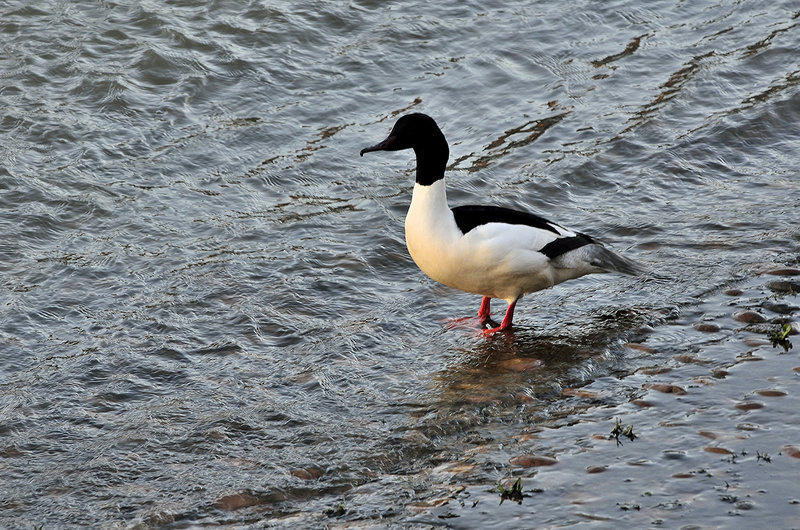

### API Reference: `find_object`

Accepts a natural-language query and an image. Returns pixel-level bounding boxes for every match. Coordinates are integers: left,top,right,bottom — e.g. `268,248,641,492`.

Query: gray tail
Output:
586,244,647,277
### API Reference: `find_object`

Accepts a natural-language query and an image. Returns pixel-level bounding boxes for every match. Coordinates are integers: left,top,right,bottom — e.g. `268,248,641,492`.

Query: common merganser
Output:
361,113,644,334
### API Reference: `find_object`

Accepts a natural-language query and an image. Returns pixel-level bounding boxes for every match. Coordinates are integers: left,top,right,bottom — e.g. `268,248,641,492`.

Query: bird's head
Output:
360,113,445,157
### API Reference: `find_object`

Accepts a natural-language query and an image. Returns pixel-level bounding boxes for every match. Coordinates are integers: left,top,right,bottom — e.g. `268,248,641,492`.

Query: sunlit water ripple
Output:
1,0,799,527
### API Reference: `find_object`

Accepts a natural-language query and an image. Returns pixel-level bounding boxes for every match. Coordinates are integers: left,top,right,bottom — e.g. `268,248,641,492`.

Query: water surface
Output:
1,0,799,527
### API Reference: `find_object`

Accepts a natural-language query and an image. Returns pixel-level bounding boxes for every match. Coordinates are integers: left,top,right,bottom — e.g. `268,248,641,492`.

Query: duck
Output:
360,113,644,334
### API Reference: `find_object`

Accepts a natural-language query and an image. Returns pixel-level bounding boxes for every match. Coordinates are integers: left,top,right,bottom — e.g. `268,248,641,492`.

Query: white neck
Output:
409,179,449,217
405,179,462,271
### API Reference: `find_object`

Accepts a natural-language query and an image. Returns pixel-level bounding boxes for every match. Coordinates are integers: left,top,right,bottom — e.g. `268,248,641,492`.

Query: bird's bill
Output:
360,135,398,156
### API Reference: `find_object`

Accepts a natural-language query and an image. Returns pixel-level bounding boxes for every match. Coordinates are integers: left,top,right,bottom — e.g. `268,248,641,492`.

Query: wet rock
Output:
214,492,262,511
407,497,451,511
433,462,476,476
512,433,540,443
704,446,734,455
745,323,784,335
0,446,23,457
767,280,800,294
498,357,543,372
733,310,767,323
638,366,672,375
624,342,655,354
643,383,687,395
459,446,492,462
562,388,605,399
447,485,466,496
742,337,771,347
291,466,324,480
782,445,800,458
761,301,799,315
498,477,521,491
586,465,608,474
509,454,558,467
673,354,711,364
631,399,655,408
724,288,744,296
693,322,721,332
734,401,764,411
765,268,800,276
755,389,787,397
735,352,763,362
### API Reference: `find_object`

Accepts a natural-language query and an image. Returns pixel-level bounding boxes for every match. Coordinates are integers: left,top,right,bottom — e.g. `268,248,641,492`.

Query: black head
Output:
360,113,449,185
360,113,441,155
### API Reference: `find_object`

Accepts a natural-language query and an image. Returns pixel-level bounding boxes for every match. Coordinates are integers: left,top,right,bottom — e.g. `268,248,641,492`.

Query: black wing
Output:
451,204,562,235
450,204,595,259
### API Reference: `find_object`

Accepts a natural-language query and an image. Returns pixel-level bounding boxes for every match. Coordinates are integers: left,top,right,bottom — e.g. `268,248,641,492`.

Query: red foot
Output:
478,296,491,321
481,323,511,336
481,299,517,336
444,298,519,335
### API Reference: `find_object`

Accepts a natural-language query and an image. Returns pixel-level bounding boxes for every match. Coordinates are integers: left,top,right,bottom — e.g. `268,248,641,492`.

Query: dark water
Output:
1,0,799,527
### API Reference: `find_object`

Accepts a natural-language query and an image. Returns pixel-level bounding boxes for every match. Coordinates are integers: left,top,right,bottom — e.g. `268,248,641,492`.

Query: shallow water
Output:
1,0,799,527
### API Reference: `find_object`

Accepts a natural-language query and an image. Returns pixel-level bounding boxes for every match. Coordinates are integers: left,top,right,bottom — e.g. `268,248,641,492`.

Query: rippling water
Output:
1,1,799,527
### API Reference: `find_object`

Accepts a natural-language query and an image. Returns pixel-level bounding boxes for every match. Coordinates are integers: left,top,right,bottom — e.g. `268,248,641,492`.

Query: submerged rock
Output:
213,492,263,511
783,445,800,458
761,301,799,315
498,357,544,372
734,401,764,411
765,268,800,276
509,454,558,467
693,322,721,332
291,466,325,480
756,389,787,397
624,342,656,354
767,280,800,294
704,446,734,455
643,383,687,395
733,310,767,323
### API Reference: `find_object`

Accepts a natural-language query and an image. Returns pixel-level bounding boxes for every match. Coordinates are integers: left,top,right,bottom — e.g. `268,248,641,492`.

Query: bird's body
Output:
361,113,644,334
406,180,570,300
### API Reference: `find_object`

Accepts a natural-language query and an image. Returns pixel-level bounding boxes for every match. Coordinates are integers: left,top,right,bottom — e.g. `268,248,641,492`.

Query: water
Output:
1,0,799,527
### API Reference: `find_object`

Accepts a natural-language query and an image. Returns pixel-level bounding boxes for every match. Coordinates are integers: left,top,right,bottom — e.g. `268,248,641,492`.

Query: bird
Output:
360,113,644,334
